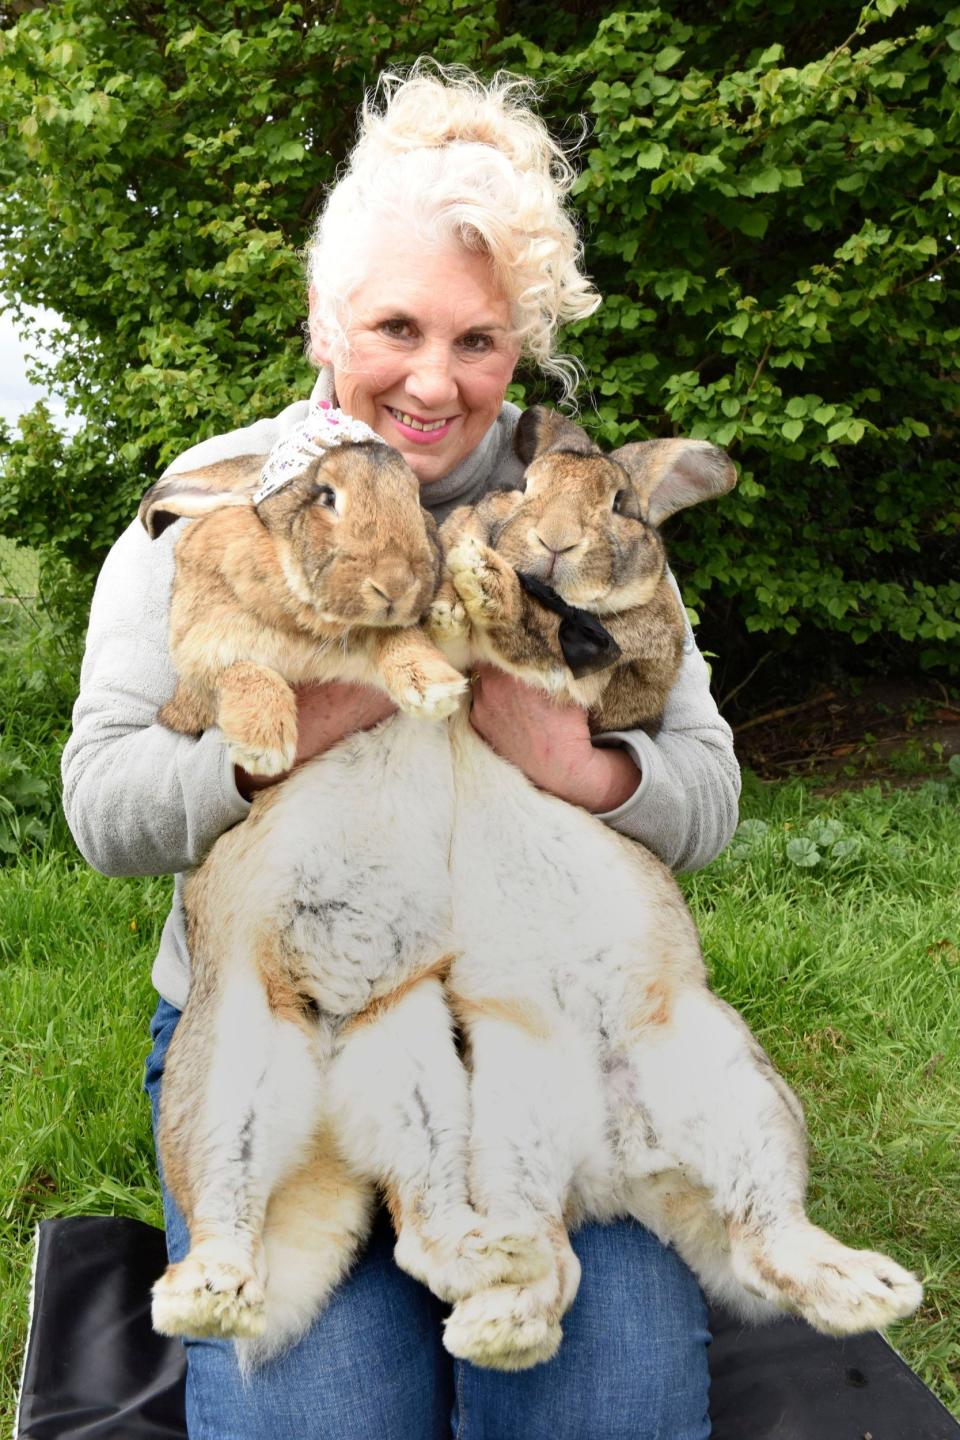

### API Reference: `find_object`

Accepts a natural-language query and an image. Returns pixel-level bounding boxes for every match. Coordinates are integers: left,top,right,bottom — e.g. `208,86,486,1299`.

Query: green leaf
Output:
787,838,821,868
654,46,684,72
634,143,667,170
749,167,782,194
807,818,843,846
737,210,769,238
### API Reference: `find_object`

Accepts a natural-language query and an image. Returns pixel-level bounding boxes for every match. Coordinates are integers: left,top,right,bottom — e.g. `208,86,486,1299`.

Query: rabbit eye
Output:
612,489,629,515
314,484,338,512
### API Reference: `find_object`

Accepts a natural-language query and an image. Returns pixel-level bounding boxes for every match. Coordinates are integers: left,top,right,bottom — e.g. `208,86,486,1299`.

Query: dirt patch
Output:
730,677,960,788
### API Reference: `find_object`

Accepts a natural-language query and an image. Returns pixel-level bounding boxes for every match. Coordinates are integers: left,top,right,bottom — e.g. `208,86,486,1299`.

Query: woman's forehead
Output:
347,237,512,330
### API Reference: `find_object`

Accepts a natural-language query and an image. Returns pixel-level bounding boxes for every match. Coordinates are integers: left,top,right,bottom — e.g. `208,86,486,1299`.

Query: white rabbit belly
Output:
448,719,703,1009
234,714,457,1018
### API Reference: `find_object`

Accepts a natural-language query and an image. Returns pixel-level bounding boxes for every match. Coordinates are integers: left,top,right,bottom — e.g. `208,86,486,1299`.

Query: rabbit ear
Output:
138,455,264,538
514,406,600,466
612,440,736,527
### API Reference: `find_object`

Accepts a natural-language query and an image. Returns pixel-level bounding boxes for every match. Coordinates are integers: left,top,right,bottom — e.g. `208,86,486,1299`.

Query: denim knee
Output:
453,1220,712,1440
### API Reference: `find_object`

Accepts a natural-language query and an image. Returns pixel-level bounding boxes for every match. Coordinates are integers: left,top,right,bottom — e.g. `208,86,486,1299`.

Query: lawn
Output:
1,765,958,1428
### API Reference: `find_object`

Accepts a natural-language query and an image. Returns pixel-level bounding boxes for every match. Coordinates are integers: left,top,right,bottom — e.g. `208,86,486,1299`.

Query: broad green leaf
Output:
787,838,821,868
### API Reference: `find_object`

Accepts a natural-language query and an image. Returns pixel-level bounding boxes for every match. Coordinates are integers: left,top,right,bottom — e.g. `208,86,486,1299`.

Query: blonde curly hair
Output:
306,61,600,400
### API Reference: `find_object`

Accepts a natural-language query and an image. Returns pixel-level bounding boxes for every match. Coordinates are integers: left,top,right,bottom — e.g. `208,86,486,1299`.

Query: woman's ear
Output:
307,285,334,366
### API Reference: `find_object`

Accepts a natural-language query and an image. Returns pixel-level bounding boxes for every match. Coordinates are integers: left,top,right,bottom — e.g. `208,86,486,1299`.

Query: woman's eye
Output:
459,332,494,355
379,317,416,341
315,484,337,511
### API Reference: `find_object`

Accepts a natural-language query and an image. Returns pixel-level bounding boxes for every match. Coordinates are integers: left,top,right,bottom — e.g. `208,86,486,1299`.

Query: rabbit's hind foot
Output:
443,1282,563,1371
152,1241,266,1340
732,1223,923,1336
395,1214,554,1303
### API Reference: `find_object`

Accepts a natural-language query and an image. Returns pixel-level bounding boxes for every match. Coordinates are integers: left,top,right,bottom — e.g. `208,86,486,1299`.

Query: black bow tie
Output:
516,572,622,679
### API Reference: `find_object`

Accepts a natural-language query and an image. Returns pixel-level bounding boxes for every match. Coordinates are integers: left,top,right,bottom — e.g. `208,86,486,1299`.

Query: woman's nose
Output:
403,345,459,410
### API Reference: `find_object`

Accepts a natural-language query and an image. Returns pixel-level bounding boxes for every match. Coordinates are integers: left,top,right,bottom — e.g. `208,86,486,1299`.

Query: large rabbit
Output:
138,402,468,775
147,409,541,1370
432,408,923,1369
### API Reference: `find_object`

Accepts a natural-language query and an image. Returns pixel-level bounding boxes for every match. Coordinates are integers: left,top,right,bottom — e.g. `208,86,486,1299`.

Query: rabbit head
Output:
495,407,736,615
139,442,443,629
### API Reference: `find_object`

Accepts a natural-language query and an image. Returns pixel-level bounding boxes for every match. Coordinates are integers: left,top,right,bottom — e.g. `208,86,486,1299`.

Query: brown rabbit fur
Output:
138,443,467,776
431,405,736,730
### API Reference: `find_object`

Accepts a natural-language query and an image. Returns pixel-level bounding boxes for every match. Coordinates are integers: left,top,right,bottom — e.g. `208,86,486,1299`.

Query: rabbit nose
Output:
362,566,420,617
533,528,581,558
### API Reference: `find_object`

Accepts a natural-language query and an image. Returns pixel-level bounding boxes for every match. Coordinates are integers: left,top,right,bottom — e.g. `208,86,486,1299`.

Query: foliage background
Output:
0,0,957,689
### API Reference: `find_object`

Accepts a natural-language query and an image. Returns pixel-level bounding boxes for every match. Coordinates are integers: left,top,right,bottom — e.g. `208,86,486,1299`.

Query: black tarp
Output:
15,1217,960,1440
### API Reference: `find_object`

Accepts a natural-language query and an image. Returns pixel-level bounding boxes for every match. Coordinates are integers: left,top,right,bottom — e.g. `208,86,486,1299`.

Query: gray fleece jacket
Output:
61,374,740,1010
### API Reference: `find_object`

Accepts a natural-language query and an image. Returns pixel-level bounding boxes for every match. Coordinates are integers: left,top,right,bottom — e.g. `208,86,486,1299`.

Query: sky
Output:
0,304,77,434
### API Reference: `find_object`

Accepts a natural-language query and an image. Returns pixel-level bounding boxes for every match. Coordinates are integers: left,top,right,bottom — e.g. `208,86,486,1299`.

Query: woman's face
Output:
308,237,520,485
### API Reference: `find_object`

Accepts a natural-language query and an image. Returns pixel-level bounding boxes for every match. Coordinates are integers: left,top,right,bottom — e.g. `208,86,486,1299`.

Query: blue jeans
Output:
145,997,711,1439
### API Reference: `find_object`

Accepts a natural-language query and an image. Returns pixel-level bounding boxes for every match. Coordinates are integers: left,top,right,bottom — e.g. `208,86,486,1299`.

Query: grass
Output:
684,772,960,1412
0,770,957,1427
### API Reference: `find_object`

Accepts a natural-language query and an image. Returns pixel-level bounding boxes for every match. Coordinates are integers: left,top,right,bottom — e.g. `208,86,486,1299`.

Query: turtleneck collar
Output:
308,367,507,513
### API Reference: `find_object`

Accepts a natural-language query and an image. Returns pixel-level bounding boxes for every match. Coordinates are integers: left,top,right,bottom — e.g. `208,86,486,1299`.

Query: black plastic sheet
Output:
16,1217,186,1440
16,1217,960,1439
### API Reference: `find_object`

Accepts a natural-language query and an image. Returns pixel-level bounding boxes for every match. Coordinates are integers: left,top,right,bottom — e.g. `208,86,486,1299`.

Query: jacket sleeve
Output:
591,579,740,874
60,518,250,878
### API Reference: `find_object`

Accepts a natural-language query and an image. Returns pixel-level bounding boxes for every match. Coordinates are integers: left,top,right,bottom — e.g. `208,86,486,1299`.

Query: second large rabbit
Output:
432,407,922,1369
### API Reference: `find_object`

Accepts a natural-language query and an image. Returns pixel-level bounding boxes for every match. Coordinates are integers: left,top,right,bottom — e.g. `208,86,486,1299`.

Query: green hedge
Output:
0,0,957,677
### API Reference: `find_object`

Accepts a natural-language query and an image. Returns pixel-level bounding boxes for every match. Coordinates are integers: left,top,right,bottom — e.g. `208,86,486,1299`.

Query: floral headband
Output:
253,400,385,506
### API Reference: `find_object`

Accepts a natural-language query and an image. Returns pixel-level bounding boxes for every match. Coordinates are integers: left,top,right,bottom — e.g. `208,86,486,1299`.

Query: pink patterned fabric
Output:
253,400,385,505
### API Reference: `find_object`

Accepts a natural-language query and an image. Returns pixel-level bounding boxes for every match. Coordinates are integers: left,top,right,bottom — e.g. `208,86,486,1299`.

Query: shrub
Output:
0,0,956,678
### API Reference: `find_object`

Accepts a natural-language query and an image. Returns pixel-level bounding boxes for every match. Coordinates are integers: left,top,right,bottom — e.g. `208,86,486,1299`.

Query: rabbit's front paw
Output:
733,1225,923,1336
218,666,298,775
228,735,297,777
446,538,513,625
152,1243,266,1340
395,658,469,721
428,594,470,642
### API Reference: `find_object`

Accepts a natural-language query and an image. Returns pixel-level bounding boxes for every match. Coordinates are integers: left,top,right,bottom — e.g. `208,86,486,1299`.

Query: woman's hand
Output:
236,681,396,798
468,665,640,813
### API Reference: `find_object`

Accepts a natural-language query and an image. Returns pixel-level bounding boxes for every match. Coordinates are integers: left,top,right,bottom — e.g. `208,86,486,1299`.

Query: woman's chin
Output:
397,441,463,486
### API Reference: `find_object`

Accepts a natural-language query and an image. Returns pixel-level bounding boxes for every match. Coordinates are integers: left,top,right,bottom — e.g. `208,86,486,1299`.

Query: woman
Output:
62,64,737,1440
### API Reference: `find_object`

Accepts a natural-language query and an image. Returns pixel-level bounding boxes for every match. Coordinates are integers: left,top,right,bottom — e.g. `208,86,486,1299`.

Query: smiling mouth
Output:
386,407,454,433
